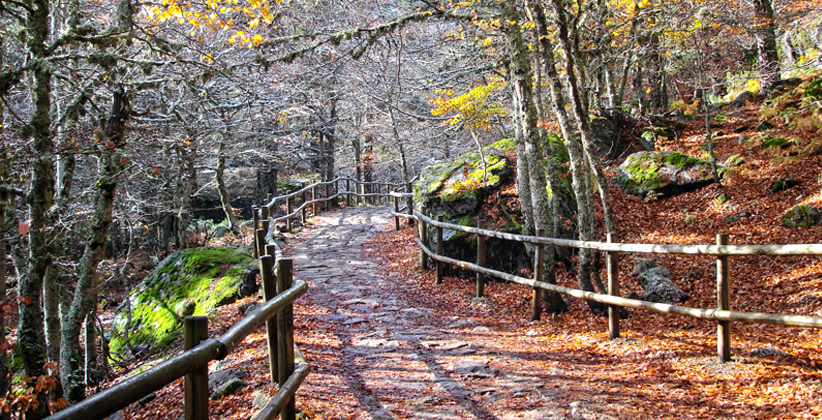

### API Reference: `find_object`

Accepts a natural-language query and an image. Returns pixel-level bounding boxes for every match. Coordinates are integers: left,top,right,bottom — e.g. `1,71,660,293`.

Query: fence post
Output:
436,215,444,285
286,197,292,233
276,259,296,419
346,179,351,206
255,229,266,262
476,234,486,298
252,206,260,258
261,205,270,233
184,316,209,420
311,186,318,216
419,208,428,270
356,181,362,206
266,193,272,204
260,254,279,383
532,229,545,321
393,196,400,231
325,183,331,211
717,233,731,363
301,191,307,224
607,233,620,339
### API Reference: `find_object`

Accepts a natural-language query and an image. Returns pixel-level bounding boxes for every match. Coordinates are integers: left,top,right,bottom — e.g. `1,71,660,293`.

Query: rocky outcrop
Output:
781,205,821,228
111,247,256,358
612,151,718,199
633,258,688,304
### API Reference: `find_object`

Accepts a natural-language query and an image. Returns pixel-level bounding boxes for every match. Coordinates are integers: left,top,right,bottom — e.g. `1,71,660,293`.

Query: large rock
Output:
111,247,255,357
414,139,539,277
414,138,515,218
633,258,688,304
612,151,718,199
781,205,821,228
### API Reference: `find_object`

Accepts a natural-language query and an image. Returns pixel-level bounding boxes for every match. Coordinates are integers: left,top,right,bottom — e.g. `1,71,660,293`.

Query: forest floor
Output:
120,99,822,419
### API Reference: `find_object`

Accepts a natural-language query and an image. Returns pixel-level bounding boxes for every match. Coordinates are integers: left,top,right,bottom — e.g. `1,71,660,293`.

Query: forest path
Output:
283,206,604,420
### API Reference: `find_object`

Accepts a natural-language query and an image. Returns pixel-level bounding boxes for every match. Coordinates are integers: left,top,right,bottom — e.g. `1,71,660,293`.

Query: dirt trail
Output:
285,206,611,420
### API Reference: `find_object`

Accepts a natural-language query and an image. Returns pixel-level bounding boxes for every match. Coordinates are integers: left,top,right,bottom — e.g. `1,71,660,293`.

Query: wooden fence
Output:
256,177,408,237
47,177,405,420
47,224,308,420
389,192,822,363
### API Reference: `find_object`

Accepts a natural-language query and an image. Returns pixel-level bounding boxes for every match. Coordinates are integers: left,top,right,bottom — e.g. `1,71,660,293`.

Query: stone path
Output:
284,206,617,420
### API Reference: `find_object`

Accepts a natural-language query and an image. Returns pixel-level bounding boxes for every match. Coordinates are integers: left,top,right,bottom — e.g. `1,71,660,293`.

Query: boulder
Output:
611,151,718,199
633,258,688,304
781,205,821,229
414,138,514,218
590,117,619,156
210,377,247,400
110,247,255,358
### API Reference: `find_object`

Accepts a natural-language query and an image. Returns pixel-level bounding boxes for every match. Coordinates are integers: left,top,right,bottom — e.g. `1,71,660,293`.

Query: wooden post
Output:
436,215,444,285
286,197,292,233
476,234,486,298
266,193,272,204
276,259,296,420
261,205,270,225
532,229,545,321
184,316,209,420
301,191,307,224
259,255,279,383
393,196,400,231
346,179,351,206
419,208,429,270
325,183,331,211
255,229,266,262
252,206,260,258
311,186,317,216
607,233,621,339
717,233,731,363
356,181,361,206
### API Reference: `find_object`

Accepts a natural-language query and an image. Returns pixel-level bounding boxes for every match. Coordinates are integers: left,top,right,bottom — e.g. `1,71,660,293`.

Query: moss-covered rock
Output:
414,138,514,218
111,247,255,357
781,205,821,229
612,151,718,199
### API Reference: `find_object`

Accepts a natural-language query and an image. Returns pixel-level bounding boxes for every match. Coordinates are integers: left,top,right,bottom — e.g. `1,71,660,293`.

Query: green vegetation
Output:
111,247,253,356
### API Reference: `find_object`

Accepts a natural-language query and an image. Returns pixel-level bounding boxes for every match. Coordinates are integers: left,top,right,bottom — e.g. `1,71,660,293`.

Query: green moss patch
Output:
612,151,717,199
111,246,253,356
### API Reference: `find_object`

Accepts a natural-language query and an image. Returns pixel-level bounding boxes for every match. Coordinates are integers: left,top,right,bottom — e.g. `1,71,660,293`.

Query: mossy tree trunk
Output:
0,132,11,420
20,0,59,416
503,1,566,315
60,87,130,403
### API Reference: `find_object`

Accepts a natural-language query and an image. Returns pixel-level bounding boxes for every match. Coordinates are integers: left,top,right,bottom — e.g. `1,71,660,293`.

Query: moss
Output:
111,247,253,356
804,75,822,100
485,137,516,153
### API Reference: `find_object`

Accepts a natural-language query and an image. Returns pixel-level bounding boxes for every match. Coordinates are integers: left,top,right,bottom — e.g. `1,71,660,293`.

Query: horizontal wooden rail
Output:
414,238,822,328
415,211,822,256
250,362,311,420
47,279,308,420
263,177,406,209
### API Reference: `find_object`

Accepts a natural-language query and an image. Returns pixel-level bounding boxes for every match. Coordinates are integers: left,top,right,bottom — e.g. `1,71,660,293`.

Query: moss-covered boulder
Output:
612,151,718,199
414,138,515,218
781,205,821,229
111,247,255,357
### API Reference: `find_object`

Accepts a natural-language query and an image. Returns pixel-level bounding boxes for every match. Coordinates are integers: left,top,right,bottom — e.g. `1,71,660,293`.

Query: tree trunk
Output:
503,1,566,315
215,140,240,233
0,146,11,420
753,0,780,94
255,167,278,207
60,87,130,403
21,0,58,416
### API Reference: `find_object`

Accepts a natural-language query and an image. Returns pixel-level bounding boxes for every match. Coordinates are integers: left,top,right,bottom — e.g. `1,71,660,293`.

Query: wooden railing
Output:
389,192,822,363
48,226,308,420
256,177,407,237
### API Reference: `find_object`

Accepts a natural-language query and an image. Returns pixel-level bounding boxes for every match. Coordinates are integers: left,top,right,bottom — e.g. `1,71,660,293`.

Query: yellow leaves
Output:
429,78,508,131
143,0,275,46
201,53,213,63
